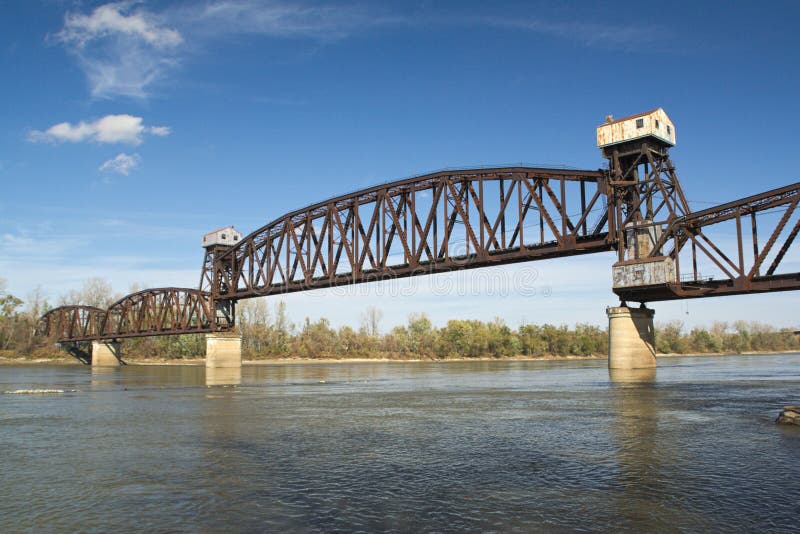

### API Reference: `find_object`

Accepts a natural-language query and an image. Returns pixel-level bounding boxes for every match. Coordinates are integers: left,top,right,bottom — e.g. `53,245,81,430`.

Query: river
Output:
1,354,799,532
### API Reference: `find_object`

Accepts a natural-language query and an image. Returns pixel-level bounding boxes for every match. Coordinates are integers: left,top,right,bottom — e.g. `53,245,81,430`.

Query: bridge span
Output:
37,109,800,369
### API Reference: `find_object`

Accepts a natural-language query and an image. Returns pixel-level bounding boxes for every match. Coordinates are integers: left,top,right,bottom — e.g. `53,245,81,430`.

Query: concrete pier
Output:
206,334,242,368
91,340,121,366
607,306,656,369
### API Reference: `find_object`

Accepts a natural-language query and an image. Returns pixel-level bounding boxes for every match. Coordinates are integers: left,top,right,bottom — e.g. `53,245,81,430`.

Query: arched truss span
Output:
103,288,232,339
36,288,234,343
36,306,107,342
212,166,613,299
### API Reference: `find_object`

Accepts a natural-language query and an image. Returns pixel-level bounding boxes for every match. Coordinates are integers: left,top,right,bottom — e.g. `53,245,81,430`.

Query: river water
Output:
1,354,799,532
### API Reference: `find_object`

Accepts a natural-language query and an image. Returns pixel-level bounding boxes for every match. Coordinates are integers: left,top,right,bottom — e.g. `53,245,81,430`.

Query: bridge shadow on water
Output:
63,343,91,365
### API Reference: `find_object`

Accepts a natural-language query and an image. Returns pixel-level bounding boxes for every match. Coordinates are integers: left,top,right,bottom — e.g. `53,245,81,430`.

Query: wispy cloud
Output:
1,231,92,261
99,152,141,176
483,16,666,49
53,1,182,99
51,2,663,101
185,0,402,39
29,114,169,145
51,1,406,99
58,2,182,47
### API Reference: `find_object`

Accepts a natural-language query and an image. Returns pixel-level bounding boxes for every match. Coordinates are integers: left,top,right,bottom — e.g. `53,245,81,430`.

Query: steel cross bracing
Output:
36,153,800,344
36,288,234,343
616,181,800,301
36,305,107,342
209,167,614,300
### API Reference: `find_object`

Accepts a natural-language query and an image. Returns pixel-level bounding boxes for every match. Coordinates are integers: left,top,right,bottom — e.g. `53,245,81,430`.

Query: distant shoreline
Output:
1,350,797,366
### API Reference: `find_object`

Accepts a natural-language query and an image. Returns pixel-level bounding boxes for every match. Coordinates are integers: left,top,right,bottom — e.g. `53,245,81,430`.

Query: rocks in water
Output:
776,406,800,425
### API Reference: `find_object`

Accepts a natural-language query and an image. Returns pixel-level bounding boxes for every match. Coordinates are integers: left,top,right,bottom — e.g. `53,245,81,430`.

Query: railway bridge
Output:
36,109,800,369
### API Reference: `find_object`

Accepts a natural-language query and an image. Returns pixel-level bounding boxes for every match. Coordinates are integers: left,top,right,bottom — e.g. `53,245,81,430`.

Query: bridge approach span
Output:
36,288,234,343
36,305,107,343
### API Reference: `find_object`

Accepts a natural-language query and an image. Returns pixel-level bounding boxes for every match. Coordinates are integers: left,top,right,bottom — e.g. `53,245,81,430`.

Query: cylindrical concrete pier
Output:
206,333,242,368
607,306,656,369
91,340,121,366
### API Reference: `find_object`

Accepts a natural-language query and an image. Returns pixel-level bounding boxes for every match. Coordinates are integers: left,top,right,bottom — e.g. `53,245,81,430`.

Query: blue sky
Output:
1,0,799,331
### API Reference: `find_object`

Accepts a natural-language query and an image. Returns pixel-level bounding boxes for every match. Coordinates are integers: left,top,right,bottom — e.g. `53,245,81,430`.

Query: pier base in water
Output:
206,367,242,386
91,340,121,366
206,334,242,368
607,306,656,369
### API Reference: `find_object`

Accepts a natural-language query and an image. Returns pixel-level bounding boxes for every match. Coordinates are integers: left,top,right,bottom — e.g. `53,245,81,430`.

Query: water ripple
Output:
1,355,799,532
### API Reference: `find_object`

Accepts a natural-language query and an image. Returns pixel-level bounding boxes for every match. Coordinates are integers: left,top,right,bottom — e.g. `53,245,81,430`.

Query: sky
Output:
1,0,799,332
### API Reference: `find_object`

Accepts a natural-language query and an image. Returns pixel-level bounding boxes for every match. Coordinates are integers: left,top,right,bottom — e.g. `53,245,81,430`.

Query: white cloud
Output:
29,114,169,145
58,2,182,47
54,2,182,99
99,153,141,176
147,125,171,137
50,1,664,101
51,1,403,99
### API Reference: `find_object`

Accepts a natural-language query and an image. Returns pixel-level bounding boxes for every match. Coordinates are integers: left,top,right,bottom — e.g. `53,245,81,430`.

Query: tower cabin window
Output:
667,125,672,135
655,119,660,128
635,118,644,129
234,236,239,241
221,234,227,239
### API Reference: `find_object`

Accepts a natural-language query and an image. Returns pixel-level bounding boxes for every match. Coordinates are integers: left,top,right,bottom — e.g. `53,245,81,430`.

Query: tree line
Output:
1,277,798,360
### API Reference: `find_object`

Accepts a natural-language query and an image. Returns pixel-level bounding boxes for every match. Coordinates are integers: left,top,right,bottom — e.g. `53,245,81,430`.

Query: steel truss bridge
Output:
37,132,800,344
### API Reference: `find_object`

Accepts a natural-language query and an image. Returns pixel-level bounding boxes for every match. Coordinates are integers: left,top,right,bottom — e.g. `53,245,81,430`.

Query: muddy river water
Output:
1,354,799,532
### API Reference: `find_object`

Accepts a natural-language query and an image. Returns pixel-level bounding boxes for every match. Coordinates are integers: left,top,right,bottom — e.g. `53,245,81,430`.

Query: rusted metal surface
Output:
103,288,233,340
36,111,800,342
603,128,800,302
37,288,233,343
211,167,613,300
36,305,107,342
615,182,800,301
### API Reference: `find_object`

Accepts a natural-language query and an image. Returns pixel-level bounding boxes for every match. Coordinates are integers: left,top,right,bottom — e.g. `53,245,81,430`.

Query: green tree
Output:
407,313,437,357
0,280,24,351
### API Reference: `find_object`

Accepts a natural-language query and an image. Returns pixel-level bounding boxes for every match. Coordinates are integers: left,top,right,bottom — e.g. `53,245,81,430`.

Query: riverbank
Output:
2,350,797,366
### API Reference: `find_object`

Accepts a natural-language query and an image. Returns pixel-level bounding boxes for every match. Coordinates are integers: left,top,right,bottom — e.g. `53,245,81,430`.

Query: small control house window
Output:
636,118,644,129
655,120,660,128
234,236,239,241
667,125,672,135
221,234,227,239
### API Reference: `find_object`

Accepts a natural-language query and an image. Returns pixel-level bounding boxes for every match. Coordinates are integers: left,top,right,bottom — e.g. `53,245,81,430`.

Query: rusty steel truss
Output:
37,130,800,344
36,305,107,342
36,288,234,343
602,137,800,301
208,167,615,299
209,151,800,304
616,181,800,301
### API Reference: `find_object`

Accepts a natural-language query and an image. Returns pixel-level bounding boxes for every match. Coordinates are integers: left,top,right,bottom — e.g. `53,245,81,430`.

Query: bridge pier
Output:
206,333,242,368
607,305,656,369
91,340,121,366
